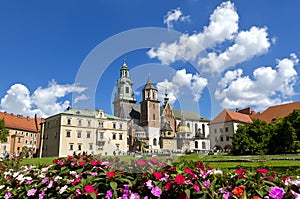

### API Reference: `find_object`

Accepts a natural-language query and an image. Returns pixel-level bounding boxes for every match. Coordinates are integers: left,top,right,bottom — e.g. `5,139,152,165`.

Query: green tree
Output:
285,110,300,141
269,117,297,154
0,119,9,143
233,119,274,155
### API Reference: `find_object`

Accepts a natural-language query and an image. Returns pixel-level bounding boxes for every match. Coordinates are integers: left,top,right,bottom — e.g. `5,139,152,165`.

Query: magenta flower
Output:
39,191,45,199
42,177,49,184
27,188,37,196
105,190,113,199
269,187,285,199
203,181,211,187
4,192,12,199
223,192,231,199
193,184,200,192
151,186,162,197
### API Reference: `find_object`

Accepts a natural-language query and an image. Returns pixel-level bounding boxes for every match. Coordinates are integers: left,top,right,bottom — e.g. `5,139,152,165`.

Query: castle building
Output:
113,60,211,153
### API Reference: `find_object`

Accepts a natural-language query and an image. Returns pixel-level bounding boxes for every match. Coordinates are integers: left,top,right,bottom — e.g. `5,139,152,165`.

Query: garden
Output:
0,153,300,199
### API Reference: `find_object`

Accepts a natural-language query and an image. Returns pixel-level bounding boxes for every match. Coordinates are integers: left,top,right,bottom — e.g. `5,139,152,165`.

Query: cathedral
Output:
113,60,211,153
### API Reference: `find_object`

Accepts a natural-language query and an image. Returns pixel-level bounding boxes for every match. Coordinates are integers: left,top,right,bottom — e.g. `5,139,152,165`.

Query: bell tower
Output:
113,59,136,118
140,75,160,149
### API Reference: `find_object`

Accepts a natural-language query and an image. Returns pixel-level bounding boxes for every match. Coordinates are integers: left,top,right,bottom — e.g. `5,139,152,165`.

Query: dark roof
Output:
161,122,173,131
173,110,209,121
143,76,157,90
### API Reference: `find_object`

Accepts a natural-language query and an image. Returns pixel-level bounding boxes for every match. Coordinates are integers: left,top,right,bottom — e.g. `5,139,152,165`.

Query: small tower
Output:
140,75,161,150
113,59,136,118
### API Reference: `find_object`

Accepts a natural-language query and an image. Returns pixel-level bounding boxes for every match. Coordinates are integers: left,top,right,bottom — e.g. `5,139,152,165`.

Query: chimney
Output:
235,108,239,112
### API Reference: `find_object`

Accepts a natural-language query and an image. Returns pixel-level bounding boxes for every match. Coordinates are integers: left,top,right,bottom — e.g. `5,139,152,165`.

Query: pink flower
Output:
151,186,162,197
106,171,115,178
193,184,200,192
257,168,268,173
151,157,158,163
165,181,173,191
27,188,37,196
175,174,185,185
146,180,153,189
91,160,98,165
72,177,81,186
183,168,193,175
203,181,210,187
75,188,82,197
137,160,145,166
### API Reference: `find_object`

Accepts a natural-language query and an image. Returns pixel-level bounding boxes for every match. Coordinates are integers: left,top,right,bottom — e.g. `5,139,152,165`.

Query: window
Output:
225,127,229,132
195,141,198,148
78,119,82,126
119,134,123,140
87,120,91,127
153,114,155,120
17,137,21,143
99,121,103,127
26,133,29,136
69,144,73,150
219,128,223,133
66,131,71,137
113,134,116,140
119,124,122,129
153,138,157,146
214,129,217,133
202,124,205,134
126,87,129,93
116,144,120,150
67,119,71,125
77,131,81,138
113,123,116,129
153,104,155,109
34,141,36,145
30,133,33,137
78,144,82,151
97,141,105,150
226,136,230,141
202,142,206,149
17,147,20,151
99,132,104,139
195,123,198,134
86,131,91,138
187,123,190,128
25,140,28,144
89,144,93,150
30,141,32,145
215,137,218,142
220,136,223,142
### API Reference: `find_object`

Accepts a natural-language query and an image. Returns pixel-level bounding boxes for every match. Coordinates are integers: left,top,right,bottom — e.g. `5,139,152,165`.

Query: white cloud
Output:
74,94,89,104
0,80,87,118
157,69,208,104
215,54,299,111
163,8,190,29
199,26,271,73
148,1,239,65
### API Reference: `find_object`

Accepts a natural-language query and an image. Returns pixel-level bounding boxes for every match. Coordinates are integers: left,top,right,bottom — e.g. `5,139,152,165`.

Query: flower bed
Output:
0,155,299,199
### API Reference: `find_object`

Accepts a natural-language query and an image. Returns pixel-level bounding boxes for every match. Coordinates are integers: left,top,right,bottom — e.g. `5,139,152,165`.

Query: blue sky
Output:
0,0,300,120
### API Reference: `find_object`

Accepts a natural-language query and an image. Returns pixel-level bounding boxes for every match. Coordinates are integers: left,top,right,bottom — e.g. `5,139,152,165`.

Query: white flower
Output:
213,169,223,175
16,174,24,182
59,185,68,194
54,176,62,181
69,171,77,175
13,172,20,178
0,185,5,189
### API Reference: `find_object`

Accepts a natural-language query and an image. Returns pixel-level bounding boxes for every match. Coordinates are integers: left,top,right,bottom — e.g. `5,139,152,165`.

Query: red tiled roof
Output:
251,101,300,123
210,109,253,124
0,112,44,132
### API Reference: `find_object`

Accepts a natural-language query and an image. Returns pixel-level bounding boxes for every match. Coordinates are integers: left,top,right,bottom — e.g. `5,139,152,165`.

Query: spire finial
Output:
123,58,126,66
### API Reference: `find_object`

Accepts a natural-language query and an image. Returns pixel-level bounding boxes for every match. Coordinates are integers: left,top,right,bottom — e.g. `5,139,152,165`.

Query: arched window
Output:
153,138,157,146
187,122,190,128
202,124,205,134
195,123,198,134
195,141,198,148
202,142,206,149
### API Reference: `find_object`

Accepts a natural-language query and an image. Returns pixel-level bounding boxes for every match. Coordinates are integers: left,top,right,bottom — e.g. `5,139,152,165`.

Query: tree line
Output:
233,110,300,155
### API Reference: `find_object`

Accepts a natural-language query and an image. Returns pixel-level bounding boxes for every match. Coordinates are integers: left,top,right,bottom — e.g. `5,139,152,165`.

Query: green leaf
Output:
110,181,118,191
185,189,191,198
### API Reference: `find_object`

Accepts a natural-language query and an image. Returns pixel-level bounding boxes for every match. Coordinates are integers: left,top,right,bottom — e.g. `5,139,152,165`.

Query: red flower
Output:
153,171,162,180
177,192,189,199
183,168,193,175
175,174,186,185
167,166,176,171
77,161,86,166
165,181,173,191
235,168,247,178
84,185,98,196
137,160,146,166
72,177,81,186
91,160,98,166
106,171,115,178
253,196,261,199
